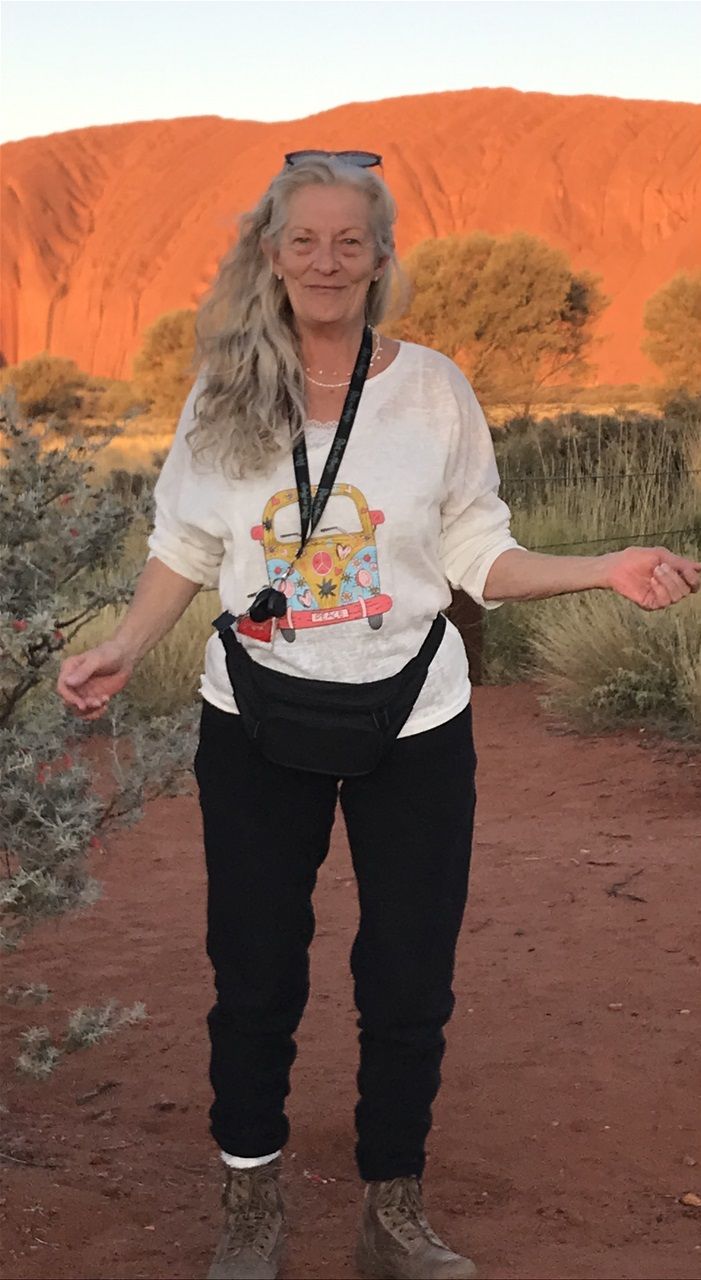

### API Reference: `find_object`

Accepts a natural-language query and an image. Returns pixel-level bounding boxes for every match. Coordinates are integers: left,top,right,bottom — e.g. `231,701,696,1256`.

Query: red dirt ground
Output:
2,685,700,1280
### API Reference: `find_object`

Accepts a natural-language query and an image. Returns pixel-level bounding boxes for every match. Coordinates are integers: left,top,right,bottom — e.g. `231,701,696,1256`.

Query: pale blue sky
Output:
2,0,700,145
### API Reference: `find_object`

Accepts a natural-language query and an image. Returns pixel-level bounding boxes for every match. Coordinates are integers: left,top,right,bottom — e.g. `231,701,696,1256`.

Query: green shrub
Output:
0,354,89,419
16,1027,61,1079
588,666,682,720
4,982,51,1005
16,1001,147,1078
0,391,197,950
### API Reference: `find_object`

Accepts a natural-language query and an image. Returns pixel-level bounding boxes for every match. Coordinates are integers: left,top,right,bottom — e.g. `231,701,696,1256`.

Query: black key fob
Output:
249,586,288,623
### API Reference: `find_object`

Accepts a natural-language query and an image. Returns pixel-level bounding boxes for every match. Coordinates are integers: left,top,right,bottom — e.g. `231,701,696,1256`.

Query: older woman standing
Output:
58,154,699,1280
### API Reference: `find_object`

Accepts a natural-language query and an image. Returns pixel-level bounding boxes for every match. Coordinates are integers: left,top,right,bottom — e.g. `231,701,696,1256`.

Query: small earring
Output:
276,274,283,281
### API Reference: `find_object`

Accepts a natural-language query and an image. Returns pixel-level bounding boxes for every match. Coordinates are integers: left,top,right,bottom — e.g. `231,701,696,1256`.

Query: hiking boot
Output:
206,1157,286,1280
356,1176,477,1280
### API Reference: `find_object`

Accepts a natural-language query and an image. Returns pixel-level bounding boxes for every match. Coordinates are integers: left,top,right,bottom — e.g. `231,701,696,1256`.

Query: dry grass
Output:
484,412,701,737
530,591,701,737
91,431,175,478
501,418,699,556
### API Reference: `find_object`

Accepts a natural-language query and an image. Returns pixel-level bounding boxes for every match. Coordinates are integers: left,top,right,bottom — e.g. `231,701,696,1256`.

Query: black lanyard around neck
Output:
214,325,374,634
292,323,373,558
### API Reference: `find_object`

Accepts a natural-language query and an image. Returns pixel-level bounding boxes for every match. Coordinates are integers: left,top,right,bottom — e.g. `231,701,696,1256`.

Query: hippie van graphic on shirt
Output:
240,482,393,643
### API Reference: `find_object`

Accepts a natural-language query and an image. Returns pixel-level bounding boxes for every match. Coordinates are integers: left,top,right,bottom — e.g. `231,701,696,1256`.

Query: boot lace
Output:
221,1168,280,1256
378,1177,443,1251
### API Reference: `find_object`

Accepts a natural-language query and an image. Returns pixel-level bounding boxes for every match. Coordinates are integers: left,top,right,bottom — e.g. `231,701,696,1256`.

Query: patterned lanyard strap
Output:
291,323,373,557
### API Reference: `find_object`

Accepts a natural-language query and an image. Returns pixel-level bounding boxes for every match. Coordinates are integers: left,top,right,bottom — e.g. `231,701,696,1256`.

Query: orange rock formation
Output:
2,89,700,385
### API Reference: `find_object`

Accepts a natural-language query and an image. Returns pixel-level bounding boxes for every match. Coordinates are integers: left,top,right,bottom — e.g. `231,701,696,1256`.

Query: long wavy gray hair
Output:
189,157,399,478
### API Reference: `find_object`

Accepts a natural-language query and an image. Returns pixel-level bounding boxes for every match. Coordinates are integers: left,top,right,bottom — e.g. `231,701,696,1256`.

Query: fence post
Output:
445,588,483,685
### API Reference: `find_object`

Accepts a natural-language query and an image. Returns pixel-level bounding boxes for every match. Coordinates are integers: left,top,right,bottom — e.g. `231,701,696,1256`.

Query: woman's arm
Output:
113,556,202,661
483,546,701,610
57,557,201,719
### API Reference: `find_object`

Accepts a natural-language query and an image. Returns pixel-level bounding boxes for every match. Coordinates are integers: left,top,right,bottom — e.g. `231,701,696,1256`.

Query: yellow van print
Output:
245,482,393,644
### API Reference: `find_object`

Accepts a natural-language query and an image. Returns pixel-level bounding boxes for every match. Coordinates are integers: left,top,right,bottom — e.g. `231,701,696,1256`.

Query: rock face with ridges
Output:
2,89,700,384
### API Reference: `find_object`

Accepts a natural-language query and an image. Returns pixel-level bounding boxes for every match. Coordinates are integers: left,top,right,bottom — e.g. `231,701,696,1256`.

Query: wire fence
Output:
496,464,701,553
532,527,700,552
500,468,701,488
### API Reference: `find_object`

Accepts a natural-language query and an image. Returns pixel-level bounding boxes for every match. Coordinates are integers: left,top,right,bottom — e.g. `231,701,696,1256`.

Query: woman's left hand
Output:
603,547,701,611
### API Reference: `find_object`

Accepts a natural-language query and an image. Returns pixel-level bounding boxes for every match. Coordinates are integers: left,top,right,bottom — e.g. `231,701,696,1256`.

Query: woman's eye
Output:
293,236,311,245
343,238,361,246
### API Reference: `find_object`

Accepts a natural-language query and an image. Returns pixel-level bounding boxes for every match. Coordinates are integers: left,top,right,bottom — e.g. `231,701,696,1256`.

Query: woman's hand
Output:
602,547,701,611
57,640,135,721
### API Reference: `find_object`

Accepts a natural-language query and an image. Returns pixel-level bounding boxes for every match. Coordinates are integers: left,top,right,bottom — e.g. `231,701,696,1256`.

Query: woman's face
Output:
271,184,385,329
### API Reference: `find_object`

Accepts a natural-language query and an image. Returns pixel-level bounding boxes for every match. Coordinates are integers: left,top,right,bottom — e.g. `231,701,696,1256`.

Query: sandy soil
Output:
2,685,700,1280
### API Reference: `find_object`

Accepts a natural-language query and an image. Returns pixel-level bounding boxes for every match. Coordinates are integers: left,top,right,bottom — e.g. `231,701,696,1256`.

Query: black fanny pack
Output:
214,325,445,776
217,613,446,777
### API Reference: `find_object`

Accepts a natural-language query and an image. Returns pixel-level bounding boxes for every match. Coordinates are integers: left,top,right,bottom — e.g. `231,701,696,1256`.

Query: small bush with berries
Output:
1,390,197,1066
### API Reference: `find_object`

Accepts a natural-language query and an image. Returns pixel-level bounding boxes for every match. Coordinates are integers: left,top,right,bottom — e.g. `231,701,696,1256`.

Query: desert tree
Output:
392,232,608,414
643,272,701,395
133,309,197,417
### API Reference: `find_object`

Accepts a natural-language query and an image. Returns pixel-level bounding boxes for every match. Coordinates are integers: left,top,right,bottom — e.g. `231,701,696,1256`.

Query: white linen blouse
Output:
148,341,520,736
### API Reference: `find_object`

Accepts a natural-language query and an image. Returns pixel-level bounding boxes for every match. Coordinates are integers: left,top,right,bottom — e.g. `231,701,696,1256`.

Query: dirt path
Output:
2,686,700,1280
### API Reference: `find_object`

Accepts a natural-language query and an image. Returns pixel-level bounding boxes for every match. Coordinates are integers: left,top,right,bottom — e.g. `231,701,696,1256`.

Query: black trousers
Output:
195,699,477,1182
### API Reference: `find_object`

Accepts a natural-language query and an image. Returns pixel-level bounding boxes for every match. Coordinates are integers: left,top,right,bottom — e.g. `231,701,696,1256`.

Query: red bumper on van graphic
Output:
286,594,392,630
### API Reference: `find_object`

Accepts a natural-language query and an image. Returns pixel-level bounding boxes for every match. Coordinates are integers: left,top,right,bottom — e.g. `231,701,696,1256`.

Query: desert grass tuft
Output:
529,590,701,737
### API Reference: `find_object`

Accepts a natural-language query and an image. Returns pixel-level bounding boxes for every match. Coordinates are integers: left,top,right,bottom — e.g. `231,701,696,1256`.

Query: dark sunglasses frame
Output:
284,149,383,169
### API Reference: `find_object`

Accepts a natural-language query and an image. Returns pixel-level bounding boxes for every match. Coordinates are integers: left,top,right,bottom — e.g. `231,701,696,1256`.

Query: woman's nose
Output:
312,242,340,273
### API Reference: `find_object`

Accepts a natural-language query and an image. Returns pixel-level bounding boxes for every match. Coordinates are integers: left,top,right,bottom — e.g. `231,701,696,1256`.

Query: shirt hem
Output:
397,685,472,737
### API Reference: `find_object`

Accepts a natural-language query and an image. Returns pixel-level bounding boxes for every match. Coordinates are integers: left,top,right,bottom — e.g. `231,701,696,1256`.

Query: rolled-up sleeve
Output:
147,380,225,589
439,370,520,609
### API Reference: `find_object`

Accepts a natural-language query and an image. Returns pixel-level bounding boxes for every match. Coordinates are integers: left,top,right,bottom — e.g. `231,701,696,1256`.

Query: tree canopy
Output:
390,232,608,411
0,354,87,418
642,272,701,394
132,309,197,417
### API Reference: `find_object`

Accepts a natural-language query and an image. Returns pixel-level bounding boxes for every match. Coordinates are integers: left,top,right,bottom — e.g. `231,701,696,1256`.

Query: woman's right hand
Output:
57,640,135,720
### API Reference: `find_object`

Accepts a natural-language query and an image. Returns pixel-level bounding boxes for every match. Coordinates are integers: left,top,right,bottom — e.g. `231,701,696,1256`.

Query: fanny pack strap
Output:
409,611,446,671
218,612,447,697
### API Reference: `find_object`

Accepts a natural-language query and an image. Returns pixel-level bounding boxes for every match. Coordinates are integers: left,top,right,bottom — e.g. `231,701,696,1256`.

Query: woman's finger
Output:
57,675,89,711
678,563,701,591
659,553,701,591
58,654,108,712
652,564,689,606
62,651,103,688
76,703,110,722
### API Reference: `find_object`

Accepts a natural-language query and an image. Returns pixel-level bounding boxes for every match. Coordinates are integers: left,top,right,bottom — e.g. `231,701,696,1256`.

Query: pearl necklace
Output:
304,328,382,388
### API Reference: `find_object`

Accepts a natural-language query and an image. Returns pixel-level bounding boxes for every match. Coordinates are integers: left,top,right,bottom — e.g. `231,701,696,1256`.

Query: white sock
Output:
221,1149,281,1170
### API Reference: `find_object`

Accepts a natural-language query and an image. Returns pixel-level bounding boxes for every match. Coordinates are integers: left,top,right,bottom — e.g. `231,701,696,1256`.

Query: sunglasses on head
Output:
284,150,383,169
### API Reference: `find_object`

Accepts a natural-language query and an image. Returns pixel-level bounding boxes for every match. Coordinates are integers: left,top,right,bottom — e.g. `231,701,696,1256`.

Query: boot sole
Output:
355,1238,478,1280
